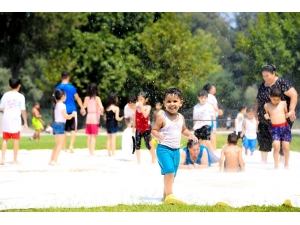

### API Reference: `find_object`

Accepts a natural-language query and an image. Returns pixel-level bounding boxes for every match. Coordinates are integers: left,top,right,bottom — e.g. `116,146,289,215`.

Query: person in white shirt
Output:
235,105,247,140
49,89,76,166
193,90,216,155
240,108,257,156
124,95,137,128
203,83,223,152
0,78,28,165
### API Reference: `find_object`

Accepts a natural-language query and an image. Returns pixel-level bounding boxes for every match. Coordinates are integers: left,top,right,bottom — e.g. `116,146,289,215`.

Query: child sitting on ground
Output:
219,133,245,173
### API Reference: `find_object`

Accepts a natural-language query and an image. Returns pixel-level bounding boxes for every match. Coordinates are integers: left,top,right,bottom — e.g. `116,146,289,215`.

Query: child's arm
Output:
151,116,165,142
141,104,151,118
284,101,289,118
263,103,270,120
62,109,76,120
181,115,198,142
241,119,246,138
179,151,194,169
219,148,225,172
96,97,104,115
114,107,123,121
211,115,216,132
239,148,245,172
83,97,88,109
21,110,28,129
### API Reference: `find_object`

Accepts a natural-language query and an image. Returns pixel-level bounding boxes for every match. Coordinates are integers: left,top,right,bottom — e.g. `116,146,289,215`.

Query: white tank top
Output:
244,118,257,139
235,112,244,132
160,113,183,149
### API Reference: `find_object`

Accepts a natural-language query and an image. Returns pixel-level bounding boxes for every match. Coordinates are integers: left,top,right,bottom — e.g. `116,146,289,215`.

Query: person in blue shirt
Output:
179,139,212,169
55,71,86,153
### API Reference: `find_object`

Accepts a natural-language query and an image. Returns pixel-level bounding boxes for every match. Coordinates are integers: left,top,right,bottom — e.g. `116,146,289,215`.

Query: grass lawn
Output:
5,133,300,153
2,133,300,212
2,204,300,212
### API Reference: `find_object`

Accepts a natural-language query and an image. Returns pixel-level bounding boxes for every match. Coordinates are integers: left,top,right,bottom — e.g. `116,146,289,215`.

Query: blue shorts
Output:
270,122,291,142
107,126,118,134
53,122,65,135
243,137,257,152
156,144,180,177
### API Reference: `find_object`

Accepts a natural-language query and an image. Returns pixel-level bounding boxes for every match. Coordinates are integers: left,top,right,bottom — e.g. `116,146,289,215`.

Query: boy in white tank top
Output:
152,88,197,205
241,108,257,155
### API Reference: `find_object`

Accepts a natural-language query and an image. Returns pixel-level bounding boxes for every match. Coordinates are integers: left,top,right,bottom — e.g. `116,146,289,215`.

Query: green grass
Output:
1,204,300,212
4,134,300,153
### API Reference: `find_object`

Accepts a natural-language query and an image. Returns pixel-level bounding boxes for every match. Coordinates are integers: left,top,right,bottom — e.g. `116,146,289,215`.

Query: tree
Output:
136,13,222,107
0,12,86,78
236,13,297,88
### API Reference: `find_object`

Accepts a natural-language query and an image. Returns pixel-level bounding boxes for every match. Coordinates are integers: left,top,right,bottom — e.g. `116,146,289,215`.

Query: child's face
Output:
247,112,254,119
155,103,162,110
198,95,207,105
241,108,247,114
270,96,281,106
62,94,67,102
188,144,200,157
137,96,147,105
128,102,136,110
163,94,183,114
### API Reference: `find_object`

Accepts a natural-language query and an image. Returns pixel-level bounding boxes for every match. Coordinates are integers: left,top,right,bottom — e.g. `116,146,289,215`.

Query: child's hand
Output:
188,134,198,142
72,112,77,117
158,134,165,142
264,113,270,120
188,164,195,169
285,112,290,118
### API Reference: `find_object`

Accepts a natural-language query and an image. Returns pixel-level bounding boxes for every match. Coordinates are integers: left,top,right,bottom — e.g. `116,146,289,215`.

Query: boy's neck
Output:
165,111,177,117
10,88,19,92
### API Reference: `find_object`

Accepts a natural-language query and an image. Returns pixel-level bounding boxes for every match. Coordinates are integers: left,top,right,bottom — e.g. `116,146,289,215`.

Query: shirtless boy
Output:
264,87,291,169
219,133,245,172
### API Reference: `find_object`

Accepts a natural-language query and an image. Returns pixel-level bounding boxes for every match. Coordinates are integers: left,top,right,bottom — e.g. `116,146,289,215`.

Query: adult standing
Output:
203,83,224,152
55,71,86,153
254,64,298,163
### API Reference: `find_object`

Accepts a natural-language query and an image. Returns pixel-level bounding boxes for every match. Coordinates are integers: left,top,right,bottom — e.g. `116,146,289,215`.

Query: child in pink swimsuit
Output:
83,83,104,156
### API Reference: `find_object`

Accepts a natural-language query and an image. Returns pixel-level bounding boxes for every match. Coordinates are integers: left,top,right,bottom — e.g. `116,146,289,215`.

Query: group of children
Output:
0,76,293,204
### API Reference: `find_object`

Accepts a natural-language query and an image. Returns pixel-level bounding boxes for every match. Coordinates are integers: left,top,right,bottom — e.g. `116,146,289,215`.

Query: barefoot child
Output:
30,102,45,141
219,133,245,172
104,92,123,157
152,88,198,204
49,89,76,166
83,83,104,156
152,101,164,125
133,91,156,164
241,108,257,156
234,105,247,140
0,78,28,165
264,87,291,169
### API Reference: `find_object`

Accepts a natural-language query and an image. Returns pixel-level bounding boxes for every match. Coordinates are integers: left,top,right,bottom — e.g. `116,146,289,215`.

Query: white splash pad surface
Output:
1,148,300,210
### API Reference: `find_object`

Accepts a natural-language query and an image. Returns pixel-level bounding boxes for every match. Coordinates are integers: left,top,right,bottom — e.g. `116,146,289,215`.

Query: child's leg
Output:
62,133,67,151
12,139,20,164
106,134,111,156
1,139,8,165
87,135,91,152
282,141,290,169
111,133,117,156
135,130,142,164
90,135,97,156
273,140,280,169
210,130,217,152
69,130,76,153
164,173,175,197
53,134,64,163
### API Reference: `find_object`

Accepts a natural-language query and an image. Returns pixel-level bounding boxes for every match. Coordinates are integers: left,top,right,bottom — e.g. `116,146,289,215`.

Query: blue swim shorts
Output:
270,122,292,142
53,122,66,135
243,137,257,152
156,144,180,177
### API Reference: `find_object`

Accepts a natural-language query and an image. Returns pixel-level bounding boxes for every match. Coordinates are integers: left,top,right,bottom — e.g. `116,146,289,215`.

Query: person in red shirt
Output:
133,91,156,164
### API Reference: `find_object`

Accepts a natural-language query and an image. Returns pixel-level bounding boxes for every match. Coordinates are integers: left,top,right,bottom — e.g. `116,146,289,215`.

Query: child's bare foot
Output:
284,164,289,169
274,165,279,170
49,161,58,166
260,160,267,164
13,161,21,165
0,159,5,165
69,147,74,153
251,152,254,156
245,150,248,155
